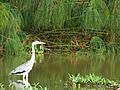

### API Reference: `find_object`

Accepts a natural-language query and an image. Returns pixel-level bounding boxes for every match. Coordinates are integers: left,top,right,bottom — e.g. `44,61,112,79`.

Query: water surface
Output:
0,53,120,90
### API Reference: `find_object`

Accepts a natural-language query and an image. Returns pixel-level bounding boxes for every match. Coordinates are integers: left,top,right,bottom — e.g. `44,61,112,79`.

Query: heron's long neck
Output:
31,44,35,61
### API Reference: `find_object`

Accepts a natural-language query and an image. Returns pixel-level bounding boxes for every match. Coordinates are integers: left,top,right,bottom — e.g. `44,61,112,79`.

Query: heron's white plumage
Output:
9,41,45,81
9,59,34,75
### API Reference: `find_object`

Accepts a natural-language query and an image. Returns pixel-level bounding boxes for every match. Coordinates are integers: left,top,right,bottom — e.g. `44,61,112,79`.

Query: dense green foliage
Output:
90,36,106,53
67,73,119,88
0,0,120,55
0,2,23,55
34,0,73,29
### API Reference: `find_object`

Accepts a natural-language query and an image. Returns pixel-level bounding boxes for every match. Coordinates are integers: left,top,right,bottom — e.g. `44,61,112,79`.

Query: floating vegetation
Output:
65,73,119,89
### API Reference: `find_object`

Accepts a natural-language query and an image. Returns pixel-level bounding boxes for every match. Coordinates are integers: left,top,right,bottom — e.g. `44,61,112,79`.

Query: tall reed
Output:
0,2,23,55
34,0,73,30
1,0,120,47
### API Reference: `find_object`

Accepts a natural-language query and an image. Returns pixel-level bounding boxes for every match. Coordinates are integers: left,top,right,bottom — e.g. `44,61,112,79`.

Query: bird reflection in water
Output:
9,79,32,90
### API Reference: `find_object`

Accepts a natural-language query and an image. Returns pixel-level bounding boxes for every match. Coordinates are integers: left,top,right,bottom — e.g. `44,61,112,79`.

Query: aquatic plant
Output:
24,83,48,90
0,83,5,90
32,83,48,90
68,73,82,83
0,83,15,90
67,73,119,88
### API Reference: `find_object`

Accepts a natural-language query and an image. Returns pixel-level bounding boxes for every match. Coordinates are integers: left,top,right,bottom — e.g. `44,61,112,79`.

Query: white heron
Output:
9,41,45,82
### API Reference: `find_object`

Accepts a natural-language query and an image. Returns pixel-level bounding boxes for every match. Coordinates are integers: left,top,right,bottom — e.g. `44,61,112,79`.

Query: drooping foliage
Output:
1,0,120,55
104,0,120,43
34,0,73,30
83,0,101,30
0,2,23,55
83,0,109,30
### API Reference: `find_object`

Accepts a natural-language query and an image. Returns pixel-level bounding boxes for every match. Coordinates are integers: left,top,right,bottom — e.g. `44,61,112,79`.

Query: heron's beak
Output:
38,41,46,45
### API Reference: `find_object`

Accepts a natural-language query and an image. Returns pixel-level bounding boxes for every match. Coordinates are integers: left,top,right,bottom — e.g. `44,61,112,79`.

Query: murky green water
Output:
0,53,120,90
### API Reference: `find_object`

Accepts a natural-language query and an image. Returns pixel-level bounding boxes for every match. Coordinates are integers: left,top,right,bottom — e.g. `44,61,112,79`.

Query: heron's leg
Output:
25,73,28,82
23,74,26,82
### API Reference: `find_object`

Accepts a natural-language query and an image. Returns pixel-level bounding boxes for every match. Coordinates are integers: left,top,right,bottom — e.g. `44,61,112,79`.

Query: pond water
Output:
0,52,120,90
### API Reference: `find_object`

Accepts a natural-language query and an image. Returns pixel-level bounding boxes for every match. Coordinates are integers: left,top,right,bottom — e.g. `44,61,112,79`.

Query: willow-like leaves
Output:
0,2,23,55
34,0,73,30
